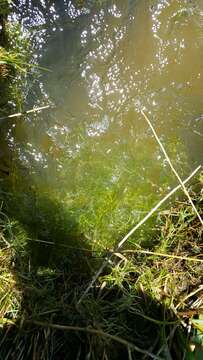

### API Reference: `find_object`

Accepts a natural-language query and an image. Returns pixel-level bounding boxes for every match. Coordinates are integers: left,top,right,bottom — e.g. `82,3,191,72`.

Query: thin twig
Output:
0,233,10,248
176,285,203,310
26,320,163,360
77,165,201,305
0,105,50,121
140,109,203,226
122,249,203,264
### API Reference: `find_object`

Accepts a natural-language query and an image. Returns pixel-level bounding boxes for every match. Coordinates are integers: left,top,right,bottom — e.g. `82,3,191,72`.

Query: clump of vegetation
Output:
0,175,202,359
0,0,35,115
0,46,28,73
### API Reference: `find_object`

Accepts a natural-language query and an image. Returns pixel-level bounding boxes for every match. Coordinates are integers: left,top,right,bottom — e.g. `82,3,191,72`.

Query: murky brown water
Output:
1,0,203,253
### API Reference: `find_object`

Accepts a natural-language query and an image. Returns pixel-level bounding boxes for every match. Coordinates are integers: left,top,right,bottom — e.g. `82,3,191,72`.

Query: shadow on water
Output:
1,167,95,272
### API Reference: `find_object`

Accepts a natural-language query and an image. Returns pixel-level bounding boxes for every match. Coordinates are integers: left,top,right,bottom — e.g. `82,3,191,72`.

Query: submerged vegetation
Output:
0,180,203,359
0,0,203,359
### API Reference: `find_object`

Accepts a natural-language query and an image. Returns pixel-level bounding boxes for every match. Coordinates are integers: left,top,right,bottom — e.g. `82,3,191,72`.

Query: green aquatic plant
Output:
171,8,193,24
0,173,202,359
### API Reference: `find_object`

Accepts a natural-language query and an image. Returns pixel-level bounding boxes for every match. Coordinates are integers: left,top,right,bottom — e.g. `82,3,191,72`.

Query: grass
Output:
0,17,29,114
0,11,48,116
0,175,202,359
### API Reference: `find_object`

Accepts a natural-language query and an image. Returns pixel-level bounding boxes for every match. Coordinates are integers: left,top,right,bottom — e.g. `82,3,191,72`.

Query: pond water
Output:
1,0,203,262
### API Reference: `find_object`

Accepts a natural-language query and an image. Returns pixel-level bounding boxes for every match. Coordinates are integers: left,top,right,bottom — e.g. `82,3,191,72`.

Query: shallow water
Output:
1,0,203,258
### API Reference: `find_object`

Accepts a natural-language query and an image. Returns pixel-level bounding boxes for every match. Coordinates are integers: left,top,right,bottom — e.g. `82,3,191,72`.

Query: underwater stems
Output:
77,165,201,305
140,109,203,226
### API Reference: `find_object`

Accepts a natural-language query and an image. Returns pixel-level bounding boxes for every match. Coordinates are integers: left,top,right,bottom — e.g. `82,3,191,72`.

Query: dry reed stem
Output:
140,109,203,227
121,249,203,263
0,105,50,121
77,165,201,305
176,285,203,310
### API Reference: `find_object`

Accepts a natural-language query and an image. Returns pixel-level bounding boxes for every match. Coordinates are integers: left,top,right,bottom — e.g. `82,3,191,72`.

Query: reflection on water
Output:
2,0,203,252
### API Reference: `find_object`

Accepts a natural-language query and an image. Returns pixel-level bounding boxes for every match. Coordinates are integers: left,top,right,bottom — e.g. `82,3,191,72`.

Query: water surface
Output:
1,0,203,259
